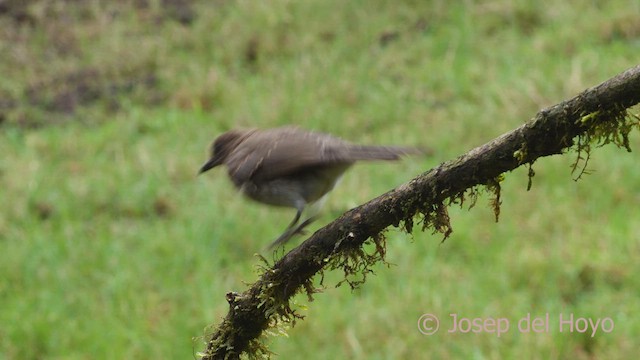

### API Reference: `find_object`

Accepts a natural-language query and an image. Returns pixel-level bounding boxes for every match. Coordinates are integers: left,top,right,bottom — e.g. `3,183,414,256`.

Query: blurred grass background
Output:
1,0,640,359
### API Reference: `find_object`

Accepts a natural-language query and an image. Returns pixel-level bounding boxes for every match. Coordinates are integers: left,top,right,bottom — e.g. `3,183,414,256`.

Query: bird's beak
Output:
198,156,222,175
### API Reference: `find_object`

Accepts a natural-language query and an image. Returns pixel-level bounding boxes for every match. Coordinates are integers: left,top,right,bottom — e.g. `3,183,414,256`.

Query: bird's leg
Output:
285,207,303,232
267,203,304,250
267,195,328,249
267,215,318,250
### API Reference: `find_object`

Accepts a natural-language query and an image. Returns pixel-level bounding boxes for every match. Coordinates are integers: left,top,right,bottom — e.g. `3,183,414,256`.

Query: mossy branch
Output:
200,64,640,359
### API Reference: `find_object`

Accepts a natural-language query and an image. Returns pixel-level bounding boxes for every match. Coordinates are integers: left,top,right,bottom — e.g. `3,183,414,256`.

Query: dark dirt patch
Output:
3,66,163,129
0,0,199,129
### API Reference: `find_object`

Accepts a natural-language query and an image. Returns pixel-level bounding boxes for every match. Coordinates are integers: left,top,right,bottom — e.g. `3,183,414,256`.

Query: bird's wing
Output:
243,127,353,182
224,142,264,184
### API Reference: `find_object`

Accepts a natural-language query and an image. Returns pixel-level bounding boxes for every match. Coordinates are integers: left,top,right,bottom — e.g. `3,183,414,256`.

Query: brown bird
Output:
199,126,421,249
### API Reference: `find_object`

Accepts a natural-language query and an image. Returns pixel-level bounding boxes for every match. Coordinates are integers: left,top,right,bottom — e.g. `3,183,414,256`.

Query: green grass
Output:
1,0,640,359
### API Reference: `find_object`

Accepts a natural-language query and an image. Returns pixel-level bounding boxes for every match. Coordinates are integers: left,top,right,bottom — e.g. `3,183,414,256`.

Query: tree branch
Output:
201,64,640,359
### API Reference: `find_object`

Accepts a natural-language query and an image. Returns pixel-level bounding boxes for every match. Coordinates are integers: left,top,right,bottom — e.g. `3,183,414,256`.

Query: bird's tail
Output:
345,145,426,161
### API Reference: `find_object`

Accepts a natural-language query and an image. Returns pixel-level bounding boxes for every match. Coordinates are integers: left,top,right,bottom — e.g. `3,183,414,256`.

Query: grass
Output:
1,0,640,359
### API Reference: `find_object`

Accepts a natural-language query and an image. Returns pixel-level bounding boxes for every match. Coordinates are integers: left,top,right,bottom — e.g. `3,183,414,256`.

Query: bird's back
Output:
228,127,416,184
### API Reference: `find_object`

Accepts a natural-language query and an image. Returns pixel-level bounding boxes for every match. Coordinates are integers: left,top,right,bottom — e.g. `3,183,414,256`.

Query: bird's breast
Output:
239,163,352,208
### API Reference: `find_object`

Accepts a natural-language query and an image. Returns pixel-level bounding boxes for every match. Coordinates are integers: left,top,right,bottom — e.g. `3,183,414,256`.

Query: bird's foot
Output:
267,216,319,250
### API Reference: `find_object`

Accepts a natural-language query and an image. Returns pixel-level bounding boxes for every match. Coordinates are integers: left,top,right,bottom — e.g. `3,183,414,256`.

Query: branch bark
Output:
201,64,640,359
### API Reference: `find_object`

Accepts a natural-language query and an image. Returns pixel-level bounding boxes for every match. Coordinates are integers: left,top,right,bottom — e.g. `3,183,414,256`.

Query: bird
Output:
199,126,422,249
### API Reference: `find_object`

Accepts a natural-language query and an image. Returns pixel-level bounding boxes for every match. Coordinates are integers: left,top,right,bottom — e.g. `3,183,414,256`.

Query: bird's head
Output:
199,129,252,174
